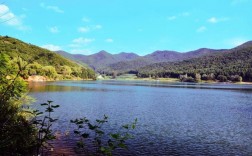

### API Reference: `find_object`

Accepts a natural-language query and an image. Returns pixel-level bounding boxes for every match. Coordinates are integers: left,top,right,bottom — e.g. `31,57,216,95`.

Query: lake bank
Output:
100,76,252,85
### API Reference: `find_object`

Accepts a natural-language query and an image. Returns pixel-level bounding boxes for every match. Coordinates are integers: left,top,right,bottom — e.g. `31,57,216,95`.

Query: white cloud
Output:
77,25,102,33
167,12,190,21
0,4,28,30
78,26,90,33
0,4,8,13
167,16,177,20
197,26,207,33
207,17,217,23
105,38,114,43
207,17,229,24
82,17,90,22
94,25,102,29
226,38,248,47
41,44,61,51
49,26,59,33
72,37,95,45
40,3,64,13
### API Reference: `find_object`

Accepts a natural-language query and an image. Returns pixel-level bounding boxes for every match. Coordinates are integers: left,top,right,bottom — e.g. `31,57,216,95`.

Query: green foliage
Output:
231,75,243,82
71,116,137,155
32,101,59,155
217,75,228,82
0,36,77,67
42,66,58,79
0,53,37,155
0,36,96,80
137,43,252,82
0,54,59,155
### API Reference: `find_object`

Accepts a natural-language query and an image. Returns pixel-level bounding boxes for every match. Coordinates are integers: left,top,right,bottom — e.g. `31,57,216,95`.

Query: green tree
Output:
42,66,57,79
0,54,36,155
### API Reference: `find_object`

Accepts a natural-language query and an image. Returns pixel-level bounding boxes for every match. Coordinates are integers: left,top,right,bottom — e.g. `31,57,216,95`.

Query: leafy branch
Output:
71,116,137,156
31,100,59,155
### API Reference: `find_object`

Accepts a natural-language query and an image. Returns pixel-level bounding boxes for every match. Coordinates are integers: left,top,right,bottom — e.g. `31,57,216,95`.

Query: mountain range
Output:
55,41,252,81
137,41,252,81
56,47,227,73
2,35,252,81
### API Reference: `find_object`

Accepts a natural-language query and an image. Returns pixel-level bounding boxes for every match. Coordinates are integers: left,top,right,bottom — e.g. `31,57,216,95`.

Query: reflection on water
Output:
29,80,252,155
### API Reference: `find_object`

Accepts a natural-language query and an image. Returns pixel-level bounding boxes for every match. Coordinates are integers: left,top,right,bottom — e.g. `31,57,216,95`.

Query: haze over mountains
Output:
56,47,227,73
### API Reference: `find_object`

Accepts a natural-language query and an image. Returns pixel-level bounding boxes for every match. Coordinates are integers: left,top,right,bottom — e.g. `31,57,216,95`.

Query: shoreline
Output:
26,75,252,85
25,75,95,82
99,77,252,85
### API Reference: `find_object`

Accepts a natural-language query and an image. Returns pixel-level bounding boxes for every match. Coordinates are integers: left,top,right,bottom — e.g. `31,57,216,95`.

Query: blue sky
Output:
0,0,251,55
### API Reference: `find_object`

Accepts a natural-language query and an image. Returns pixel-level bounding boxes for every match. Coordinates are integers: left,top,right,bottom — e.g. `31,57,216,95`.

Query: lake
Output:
29,80,252,155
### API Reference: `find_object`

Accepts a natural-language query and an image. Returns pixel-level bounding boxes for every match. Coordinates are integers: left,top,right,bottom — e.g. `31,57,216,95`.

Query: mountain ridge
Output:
55,46,231,73
137,41,252,81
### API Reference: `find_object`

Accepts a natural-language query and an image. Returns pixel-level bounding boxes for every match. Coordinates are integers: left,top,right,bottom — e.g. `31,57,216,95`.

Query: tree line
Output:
137,44,252,82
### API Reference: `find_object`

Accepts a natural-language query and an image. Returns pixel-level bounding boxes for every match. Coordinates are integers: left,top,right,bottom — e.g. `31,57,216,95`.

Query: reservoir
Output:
29,80,252,155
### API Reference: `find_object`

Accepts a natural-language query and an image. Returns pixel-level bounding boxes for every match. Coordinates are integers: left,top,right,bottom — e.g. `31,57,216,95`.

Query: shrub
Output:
217,75,227,82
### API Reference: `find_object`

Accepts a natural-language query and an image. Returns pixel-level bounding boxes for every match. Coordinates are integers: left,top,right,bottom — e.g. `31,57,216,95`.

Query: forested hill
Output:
103,48,226,73
137,41,252,82
56,48,225,73
0,36,95,80
56,50,140,70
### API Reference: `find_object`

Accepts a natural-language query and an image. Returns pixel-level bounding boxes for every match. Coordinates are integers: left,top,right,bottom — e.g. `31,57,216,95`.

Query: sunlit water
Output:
29,80,252,155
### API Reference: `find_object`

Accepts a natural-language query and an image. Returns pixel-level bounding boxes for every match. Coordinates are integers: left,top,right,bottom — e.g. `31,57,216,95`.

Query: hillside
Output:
0,36,95,80
137,41,252,82
57,48,222,74
105,48,226,73
55,50,140,71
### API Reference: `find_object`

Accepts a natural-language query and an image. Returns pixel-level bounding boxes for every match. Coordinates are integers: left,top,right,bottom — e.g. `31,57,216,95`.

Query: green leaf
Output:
46,107,53,112
88,123,97,130
41,103,48,106
81,133,89,138
32,121,39,124
77,141,84,148
100,146,106,152
76,120,84,124
104,114,108,120
122,124,129,129
108,141,114,148
36,112,43,115
96,130,104,135
110,133,120,139
74,130,80,134
132,124,136,129
51,105,60,108
118,143,126,149
135,118,138,123
49,118,58,122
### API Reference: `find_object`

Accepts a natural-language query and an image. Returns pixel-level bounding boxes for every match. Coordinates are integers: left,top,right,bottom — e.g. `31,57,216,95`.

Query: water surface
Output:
29,80,252,155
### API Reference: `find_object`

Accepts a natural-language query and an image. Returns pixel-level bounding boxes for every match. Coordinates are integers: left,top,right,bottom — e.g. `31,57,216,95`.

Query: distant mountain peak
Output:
97,50,110,54
118,52,138,55
237,41,252,48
